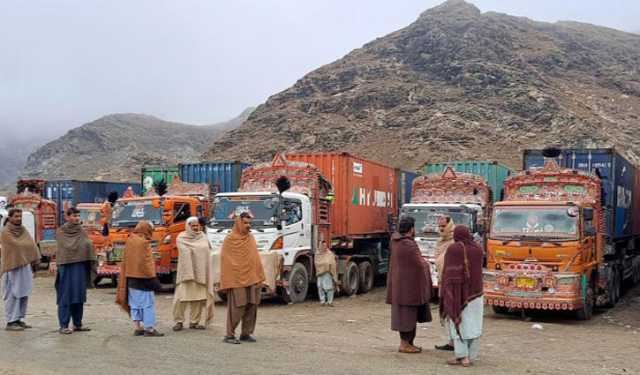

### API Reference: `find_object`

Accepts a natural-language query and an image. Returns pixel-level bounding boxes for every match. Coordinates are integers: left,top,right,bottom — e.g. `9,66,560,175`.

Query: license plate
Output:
516,277,537,289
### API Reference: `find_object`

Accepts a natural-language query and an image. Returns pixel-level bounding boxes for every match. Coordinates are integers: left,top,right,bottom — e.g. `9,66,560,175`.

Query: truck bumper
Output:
484,292,583,311
97,263,120,277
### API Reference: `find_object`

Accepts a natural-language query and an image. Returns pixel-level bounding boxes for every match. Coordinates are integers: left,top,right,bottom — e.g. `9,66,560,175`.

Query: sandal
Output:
17,321,32,329
223,336,241,344
189,324,206,330
447,358,471,367
398,345,421,354
59,328,73,335
173,323,184,332
73,326,91,332
133,329,145,336
435,343,454,351
144,329,165,337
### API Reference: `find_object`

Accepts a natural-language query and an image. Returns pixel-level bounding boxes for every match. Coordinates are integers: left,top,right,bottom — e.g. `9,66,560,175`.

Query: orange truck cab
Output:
100,181,210,286
484,148,640,320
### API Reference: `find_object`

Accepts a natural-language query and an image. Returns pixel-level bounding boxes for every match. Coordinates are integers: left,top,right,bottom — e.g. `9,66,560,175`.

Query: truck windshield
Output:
79,209,102,226
491,206,578,239
111,201,163,228
211,195,278,228
401,207,474,234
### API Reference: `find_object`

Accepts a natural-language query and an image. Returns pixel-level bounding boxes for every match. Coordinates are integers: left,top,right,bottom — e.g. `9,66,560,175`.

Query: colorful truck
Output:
484,148,640,319
400,166,496,289
101,179,211,286
206,152,399,303
9,180,58,266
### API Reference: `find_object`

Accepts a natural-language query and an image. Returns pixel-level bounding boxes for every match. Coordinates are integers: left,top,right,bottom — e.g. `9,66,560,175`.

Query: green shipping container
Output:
423,161,514,203
141,166,180,194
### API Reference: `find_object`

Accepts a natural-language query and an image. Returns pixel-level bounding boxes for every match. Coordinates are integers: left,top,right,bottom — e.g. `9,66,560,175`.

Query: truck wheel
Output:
576,287,594,320
358,261,374,294
217,290,228,303
341,261,360,296
93,276,103,288
606,270,621,307
110,275,119,287
492,306,509,315
287,263,309,303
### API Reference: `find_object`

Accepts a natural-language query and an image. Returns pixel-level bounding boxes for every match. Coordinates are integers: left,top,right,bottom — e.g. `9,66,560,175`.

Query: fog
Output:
1,0,638,142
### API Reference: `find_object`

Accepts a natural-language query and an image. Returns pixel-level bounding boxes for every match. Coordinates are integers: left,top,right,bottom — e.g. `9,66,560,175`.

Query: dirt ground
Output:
1,275,640,375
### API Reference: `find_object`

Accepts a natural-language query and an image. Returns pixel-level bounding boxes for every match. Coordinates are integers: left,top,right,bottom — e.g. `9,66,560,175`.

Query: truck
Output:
424,161,513,203
9,180,58,266
484,148,640,320
179,162,250,195
141,166,180,195
206,152,398,303
76,203,115,285
101,178,211,286
400,165,500,289
44,180,141,225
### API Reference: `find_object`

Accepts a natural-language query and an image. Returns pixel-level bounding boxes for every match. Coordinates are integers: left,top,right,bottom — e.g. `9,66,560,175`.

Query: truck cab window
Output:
174,203,191,222
284,200,302,225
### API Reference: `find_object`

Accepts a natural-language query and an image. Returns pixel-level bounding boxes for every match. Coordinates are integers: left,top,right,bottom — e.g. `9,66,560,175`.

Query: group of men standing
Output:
386,215,484,367
1,207,264,342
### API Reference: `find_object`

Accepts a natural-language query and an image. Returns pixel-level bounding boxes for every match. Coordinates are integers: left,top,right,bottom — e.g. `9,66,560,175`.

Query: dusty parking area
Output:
1,275,640,375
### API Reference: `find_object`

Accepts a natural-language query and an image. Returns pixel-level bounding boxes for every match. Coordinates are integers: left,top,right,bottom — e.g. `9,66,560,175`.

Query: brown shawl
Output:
314,246,337,282
56,222,97,265
116,221,156,313
439,225,483,331
386,232,432,306
0,222,40,275
219,217,265,291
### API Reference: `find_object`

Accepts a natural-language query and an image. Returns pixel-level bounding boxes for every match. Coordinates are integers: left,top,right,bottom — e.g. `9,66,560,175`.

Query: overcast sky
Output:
1,0,638,142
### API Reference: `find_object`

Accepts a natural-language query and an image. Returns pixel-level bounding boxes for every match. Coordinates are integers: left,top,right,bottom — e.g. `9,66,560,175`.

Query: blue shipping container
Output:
44,180,141,225
397,170,418,208
523,148,636,241
179,162,250,194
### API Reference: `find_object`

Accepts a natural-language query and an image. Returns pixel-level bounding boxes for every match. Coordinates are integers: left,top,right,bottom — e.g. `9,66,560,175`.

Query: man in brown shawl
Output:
440,225,484,367
116,221,164,337
1,208,40,331
314,238,337,306
434,215,456,351
386,216,432,353
220,212,265,344
55,207,97,334
172,216,214,331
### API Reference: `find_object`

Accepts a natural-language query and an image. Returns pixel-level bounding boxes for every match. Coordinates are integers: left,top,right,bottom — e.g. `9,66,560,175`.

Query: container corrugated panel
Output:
44,180,141,225
141,166,179,194
396,170,418,208
179,162,250,194
424,161,513,202
635,170,640,237
285,153,398,238
523,148,637,240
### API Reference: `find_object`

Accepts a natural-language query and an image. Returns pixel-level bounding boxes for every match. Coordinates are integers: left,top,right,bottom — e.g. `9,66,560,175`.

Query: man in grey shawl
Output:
55,207,97,334
1,208,40,331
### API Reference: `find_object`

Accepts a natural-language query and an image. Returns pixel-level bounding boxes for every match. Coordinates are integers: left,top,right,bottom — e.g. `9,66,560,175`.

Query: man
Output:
173,217,215,331
440,225,484,367
55,207,97,334
523,214,542,233
220,212,266,344
386,216,432,353
1,208,40,331
434,215,456,352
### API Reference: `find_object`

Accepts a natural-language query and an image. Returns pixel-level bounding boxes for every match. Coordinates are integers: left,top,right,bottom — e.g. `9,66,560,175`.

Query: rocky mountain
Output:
204,0,640,170
22,109,252,182
0,135,49,196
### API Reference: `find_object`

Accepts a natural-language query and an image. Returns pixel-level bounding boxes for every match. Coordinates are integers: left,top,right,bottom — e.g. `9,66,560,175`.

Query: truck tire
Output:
93,276,103,288
606,270,621,307
358,261,374,294
110,275,118,287
576,286,594,320
341,261,360,296
287,263,309,303
217,290,228,303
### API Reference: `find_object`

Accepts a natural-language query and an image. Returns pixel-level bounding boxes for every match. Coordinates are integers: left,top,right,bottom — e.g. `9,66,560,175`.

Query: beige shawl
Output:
0,222,40,275
314,247,337,282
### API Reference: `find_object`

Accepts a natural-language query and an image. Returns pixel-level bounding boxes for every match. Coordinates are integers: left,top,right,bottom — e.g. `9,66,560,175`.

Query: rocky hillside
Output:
22,109,252,182
205,0,640,170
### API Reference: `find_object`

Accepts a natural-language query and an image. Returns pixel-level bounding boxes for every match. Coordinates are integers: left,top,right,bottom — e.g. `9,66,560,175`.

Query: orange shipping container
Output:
285,153,398,238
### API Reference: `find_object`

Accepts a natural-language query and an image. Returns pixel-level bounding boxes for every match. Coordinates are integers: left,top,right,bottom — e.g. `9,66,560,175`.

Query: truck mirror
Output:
583,208,594,221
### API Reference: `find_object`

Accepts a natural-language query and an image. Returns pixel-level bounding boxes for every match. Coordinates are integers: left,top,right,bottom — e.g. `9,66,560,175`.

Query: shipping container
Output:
634,170,640,237
45,180,141,225
523,148,638,240
285,153,398,238
179,162,250,194
424,161,514,202
141,166,179,194
396,169,418,209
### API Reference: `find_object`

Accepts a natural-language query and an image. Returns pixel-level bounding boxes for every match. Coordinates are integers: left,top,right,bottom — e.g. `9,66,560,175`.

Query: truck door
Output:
283,198,307,249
